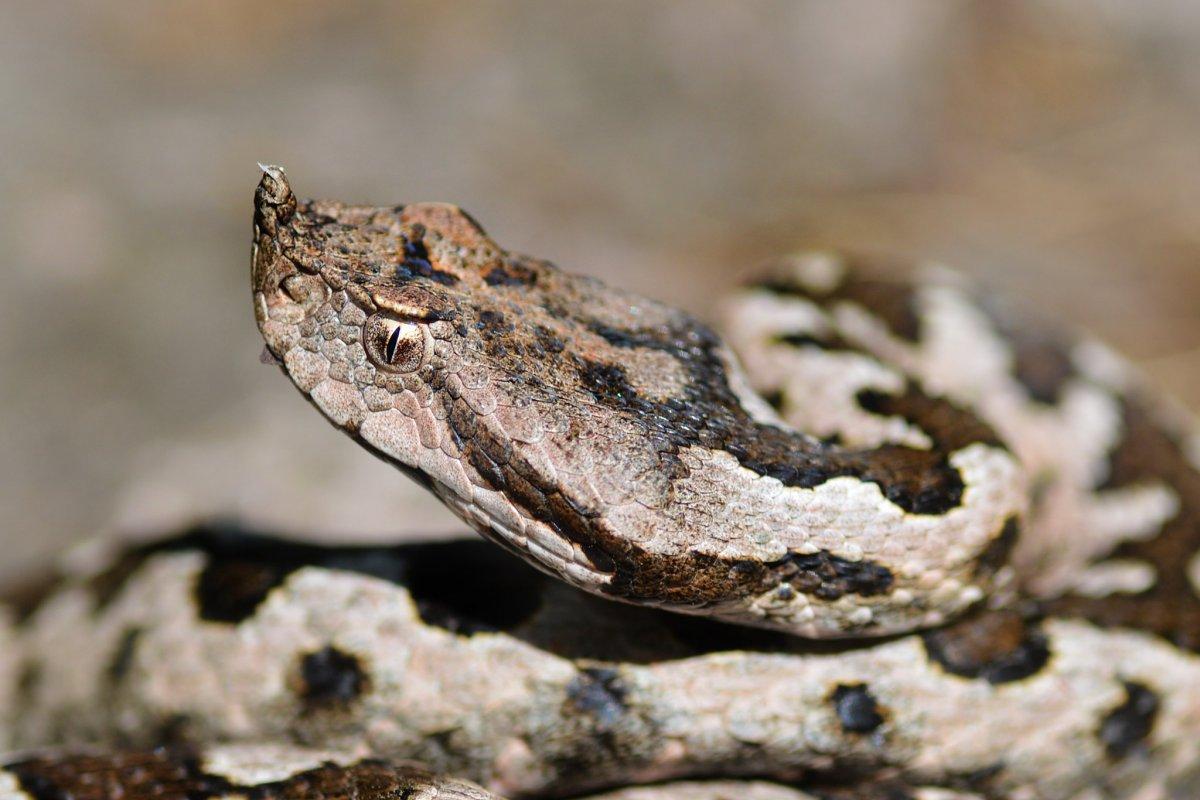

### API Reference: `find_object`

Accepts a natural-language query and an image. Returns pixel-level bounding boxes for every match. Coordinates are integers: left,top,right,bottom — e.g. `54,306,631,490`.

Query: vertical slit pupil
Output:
385,324,404,363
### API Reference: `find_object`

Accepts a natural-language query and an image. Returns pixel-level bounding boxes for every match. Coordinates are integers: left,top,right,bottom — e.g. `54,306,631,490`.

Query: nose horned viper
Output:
1,167,1198,799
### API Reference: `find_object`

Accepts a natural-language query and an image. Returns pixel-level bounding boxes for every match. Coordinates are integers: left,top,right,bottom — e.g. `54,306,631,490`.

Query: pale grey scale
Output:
1,539,1198,800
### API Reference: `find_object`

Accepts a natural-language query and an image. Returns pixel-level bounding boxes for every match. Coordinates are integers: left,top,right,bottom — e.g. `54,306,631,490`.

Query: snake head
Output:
251,166,1027,639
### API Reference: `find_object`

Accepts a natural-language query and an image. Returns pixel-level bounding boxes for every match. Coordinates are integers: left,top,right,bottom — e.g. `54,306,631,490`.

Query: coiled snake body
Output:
1,168,1198,799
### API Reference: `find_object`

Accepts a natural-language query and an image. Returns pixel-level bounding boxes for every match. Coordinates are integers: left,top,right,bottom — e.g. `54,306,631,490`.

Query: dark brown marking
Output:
571,326,997,517
297,646,369,709
1099,681,1159,759
922,610,1050,684
758,259,923,343
854,386,1001,452
772,551,894,601
831,684,885,733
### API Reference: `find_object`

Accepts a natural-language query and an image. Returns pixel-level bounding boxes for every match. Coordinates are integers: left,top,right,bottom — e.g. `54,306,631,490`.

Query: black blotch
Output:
194,559,293,623
576,360,632,407
533,325,566,355
476,308,513,335
762,389,785,412
403,537,547,634
484,259,537,287
106,627,143,685
923,611,1050,684
771,551,894,601
395,225,458,286
1099,681,1159,759
298,646,368,708
566,667,628,731
831,683,884,733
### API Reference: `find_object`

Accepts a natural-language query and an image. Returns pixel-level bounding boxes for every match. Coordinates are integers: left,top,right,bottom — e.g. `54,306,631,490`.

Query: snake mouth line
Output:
429,480,619,591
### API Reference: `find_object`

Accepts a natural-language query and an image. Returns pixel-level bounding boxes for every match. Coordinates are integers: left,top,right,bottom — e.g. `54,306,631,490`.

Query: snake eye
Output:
365,314,428,372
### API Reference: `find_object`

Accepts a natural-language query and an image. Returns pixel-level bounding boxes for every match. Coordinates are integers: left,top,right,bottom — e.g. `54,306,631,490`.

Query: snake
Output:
1,166,1198,800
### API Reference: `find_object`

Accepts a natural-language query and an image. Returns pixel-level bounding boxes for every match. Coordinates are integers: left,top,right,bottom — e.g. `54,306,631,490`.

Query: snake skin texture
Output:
2,168,1199,799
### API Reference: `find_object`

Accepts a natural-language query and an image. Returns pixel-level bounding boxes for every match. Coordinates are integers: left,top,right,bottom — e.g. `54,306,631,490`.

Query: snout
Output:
251,165,316,358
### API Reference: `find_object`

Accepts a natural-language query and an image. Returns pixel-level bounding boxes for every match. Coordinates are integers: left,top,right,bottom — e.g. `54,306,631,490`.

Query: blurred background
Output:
3,1,1200,581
